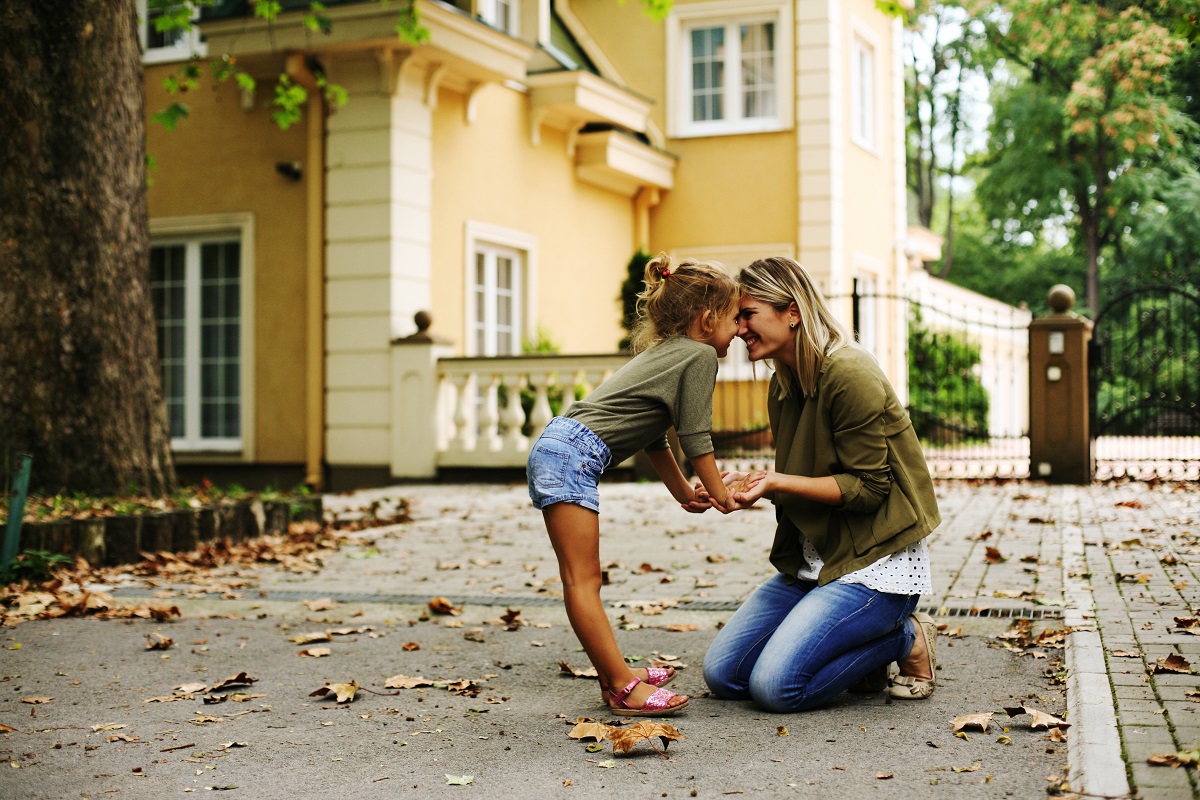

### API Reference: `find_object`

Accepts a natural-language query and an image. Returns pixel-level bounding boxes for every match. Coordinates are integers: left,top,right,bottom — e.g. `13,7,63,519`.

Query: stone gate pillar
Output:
1029,285,1093,483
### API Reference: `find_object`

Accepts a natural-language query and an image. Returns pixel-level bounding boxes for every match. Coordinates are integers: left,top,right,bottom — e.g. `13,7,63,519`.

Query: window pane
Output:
690,27,725,122
150,244,187,437
147,5,186,49
741,23,776,119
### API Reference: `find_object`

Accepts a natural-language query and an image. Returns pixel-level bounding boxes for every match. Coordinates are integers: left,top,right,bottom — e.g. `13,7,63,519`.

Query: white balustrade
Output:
435,354,629,468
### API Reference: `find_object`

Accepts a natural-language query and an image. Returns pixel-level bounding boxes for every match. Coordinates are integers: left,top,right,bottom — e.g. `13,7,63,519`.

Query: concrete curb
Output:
1062,506,1130,796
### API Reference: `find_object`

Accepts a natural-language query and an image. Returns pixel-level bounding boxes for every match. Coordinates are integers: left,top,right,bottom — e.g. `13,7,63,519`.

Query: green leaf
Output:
152,102,190,131
253,0,283,22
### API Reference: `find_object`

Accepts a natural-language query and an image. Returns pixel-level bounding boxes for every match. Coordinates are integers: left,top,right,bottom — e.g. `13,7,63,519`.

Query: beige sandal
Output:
888,612,937,699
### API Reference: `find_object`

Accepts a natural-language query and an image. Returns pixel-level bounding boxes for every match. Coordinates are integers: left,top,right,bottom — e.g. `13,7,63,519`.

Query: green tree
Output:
903,0,987,276
1,2,176,495
907,311,989,443
964,0,1193,312
0,0,671,495
617,250,652,352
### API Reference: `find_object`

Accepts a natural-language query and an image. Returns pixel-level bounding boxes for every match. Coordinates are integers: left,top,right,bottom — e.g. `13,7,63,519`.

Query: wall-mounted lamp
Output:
275,161,303,182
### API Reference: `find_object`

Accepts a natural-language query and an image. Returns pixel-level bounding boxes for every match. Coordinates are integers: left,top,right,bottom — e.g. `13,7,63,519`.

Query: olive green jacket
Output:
767,346,940,585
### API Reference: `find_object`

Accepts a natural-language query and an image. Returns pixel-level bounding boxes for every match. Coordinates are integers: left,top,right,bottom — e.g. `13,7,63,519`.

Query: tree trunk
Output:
0,1,176,495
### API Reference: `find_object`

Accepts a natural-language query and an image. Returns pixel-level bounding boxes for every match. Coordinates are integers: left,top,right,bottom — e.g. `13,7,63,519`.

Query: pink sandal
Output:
607,677,688,717
599,666,674,705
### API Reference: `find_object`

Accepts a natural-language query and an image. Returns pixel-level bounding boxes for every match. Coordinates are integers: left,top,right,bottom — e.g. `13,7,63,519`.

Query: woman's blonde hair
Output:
737,256,854,398
629,252,739,354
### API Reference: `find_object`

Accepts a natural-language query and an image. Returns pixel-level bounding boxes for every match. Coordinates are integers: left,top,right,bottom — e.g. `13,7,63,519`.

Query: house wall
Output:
429,84,635,355
144,62,310,467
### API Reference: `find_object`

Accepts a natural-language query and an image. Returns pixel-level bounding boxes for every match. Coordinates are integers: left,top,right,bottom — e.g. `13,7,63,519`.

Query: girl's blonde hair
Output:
737,256,854,399
629,252,739,354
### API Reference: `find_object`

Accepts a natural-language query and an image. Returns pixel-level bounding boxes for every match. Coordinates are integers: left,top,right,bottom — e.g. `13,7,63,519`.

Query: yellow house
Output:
142,0,910,489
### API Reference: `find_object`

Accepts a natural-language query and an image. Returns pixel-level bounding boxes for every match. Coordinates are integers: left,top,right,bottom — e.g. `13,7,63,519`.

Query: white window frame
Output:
137,0,206,64
666,0,793,139
850,20,879,153
479,0,519,36
150,213,255,457
853,268,880,357
464,222,537,356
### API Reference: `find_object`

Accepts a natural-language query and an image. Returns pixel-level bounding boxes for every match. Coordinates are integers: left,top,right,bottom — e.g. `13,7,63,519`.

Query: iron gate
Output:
1089,280,1200,479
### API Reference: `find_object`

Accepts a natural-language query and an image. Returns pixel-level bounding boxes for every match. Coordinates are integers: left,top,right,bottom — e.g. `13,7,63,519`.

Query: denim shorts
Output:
527,416,612,513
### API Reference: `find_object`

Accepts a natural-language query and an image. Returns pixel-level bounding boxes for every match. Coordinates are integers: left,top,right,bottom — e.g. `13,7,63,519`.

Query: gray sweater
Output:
564,336,717,466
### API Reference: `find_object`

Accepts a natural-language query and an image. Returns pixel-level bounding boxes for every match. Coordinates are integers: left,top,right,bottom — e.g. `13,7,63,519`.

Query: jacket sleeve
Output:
825,357,894,513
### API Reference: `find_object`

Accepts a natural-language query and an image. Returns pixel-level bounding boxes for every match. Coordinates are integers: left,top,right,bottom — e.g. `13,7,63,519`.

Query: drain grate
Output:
110,587,1060,619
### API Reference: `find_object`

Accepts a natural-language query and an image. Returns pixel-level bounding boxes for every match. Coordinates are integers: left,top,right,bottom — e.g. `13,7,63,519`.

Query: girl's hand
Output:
682,483,712,513
730,470,771,507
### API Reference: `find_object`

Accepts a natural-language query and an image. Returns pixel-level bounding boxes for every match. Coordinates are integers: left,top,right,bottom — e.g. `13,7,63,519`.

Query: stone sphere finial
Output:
1047,285,1075,314
414,310,432,333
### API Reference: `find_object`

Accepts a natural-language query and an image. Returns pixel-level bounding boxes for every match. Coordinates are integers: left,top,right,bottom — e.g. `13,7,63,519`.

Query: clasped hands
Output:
682,469,773,514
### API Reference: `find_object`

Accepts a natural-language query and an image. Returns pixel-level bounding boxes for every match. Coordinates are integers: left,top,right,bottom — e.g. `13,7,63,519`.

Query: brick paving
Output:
316,478,1200,797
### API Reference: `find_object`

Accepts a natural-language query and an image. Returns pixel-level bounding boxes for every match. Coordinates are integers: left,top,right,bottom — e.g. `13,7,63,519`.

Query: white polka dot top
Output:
796,535,933,595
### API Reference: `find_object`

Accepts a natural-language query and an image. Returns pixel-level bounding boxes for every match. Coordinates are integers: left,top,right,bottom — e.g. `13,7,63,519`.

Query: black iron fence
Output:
1090,277,1200,480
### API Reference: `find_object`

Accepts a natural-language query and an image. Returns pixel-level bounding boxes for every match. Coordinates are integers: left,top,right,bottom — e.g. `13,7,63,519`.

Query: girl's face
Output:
737,295,797,365
696,302,741,358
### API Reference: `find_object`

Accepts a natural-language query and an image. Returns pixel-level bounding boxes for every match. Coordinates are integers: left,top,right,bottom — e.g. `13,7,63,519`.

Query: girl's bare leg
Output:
543,502,686,710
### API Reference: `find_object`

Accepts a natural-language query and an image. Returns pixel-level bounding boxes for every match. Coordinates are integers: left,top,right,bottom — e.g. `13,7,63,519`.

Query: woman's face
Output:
737,295,797,365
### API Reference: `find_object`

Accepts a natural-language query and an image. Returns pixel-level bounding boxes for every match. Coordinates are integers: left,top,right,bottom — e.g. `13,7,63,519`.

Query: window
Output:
851,34,877,151
471,245,522,356
668,1,793,138
138,0,205,64
464,222,536,357
479,0,518,35
150,231,249,452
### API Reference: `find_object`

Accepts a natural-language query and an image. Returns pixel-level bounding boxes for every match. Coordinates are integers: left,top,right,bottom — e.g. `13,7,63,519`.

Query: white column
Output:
324,52,435,468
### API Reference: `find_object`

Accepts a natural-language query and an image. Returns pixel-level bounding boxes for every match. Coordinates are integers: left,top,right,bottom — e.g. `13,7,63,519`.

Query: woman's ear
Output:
700,309,715,333
788,301,801,329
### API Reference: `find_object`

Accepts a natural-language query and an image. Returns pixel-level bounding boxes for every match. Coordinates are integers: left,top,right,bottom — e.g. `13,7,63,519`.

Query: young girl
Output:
527,253,740,716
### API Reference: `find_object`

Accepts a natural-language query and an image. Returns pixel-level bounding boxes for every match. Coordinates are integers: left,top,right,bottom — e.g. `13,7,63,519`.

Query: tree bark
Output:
0,1,176,495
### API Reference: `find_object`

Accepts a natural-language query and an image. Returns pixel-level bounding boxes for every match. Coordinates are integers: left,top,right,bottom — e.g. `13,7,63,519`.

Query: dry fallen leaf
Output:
876,772,894,779
606,721,684,757
20,697,52,705
429,597,461,616
1004,705,1071,730
91,723,126,732
951,712,995,733
289,632,331,645
1110,650,1142,658
310,681,361,703
402,642,421,651
383,675,435,689
1147,747,1200,768
500,609,524,630
568,722,611,742
952,764,982,773
298,648,331,658
303,598,336,611
559,661,599,679
984,546,1006,564
207,673,258,692
665,624,698,632
145,633,173,650
0,723,16,733
1154,654,1193,675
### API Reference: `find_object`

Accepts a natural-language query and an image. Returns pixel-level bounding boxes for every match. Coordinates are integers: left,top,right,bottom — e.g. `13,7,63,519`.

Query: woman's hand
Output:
729,469,771,508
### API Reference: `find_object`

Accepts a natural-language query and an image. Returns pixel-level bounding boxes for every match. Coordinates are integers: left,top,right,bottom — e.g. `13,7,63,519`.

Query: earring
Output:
789,321,796,330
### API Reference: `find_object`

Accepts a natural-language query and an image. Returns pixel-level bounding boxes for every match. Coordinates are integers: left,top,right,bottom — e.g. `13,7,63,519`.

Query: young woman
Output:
699,256,940,712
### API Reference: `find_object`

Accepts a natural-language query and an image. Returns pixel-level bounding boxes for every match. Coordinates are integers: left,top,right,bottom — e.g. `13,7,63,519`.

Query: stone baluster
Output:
500,371,527,450
479,372,501,452
528,369,554,440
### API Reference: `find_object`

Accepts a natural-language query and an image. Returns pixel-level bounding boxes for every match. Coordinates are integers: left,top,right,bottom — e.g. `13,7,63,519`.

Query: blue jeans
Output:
703,574,919,713
527,417,612,513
